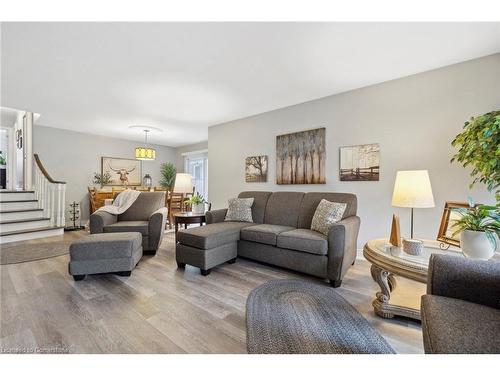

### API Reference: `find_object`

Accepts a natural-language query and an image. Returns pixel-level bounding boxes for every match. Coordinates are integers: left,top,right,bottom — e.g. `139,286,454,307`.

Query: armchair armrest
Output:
427,254,500,309
206,208,228,224
149,207,168,250
327,216,361,283
89,211,117,233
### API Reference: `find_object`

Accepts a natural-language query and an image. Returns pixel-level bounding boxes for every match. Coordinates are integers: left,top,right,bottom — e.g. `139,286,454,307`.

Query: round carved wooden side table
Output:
363,238,462,321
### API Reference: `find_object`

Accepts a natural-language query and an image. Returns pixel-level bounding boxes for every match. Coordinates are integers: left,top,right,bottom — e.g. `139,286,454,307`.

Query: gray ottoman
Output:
69,232,142,281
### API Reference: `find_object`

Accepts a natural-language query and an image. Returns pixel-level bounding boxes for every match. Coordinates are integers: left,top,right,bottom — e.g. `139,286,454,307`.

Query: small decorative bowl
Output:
402,239,424,256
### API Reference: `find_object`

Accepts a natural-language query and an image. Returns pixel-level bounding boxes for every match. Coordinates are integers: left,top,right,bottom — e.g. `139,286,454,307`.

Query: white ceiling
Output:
1,22,499,147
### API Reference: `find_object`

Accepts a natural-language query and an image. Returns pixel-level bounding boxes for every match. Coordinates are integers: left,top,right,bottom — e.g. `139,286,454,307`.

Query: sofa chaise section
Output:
176,221,256,275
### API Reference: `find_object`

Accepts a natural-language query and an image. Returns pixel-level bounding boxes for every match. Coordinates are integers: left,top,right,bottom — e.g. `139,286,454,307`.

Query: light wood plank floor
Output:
1,231,424,353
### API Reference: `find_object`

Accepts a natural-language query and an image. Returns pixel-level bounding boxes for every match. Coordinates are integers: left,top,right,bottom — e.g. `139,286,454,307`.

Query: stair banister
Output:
33,154,66,227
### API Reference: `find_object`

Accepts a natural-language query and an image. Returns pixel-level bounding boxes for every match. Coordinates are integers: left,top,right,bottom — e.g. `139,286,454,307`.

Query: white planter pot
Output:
192,203,205,214
460,230,496,260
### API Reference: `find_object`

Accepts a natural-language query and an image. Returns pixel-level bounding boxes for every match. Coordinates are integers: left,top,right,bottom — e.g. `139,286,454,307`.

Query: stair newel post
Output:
50,184,55,226
56,183,65,226
41,177,46,214
45,178,49,217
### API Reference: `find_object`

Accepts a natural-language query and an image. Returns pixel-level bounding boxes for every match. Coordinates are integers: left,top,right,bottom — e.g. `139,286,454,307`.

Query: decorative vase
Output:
142,174,152,189
402,238,424,256
460,230,496,260
192,203,205,214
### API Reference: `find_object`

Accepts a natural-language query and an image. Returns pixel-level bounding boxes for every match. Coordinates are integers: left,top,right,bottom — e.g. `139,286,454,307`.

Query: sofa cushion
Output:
421,295,500,354
297,192,357,229
241,224,296,246
277,229,328,255
103,221,149,236
310,199,347,235
225,197,254,222
177,221,256,250
70,232,142,261
238,191,272,224
264,192,304,227
118,192,165,221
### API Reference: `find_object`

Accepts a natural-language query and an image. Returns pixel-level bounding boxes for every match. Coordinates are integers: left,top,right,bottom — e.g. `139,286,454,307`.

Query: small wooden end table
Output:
363,238,462,321
174,212,206,242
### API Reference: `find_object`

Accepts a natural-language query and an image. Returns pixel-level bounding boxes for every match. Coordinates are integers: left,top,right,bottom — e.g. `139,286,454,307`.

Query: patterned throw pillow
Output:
225,198,254,222
310,199,347,235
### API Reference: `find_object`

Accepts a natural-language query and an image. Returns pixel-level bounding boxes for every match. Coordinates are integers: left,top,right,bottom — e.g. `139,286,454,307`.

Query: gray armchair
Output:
421,254,500,354
90,192,167,254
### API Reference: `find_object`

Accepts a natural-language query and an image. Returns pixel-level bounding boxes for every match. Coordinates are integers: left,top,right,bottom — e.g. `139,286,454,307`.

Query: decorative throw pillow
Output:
225,197,254,222
310,199,347,235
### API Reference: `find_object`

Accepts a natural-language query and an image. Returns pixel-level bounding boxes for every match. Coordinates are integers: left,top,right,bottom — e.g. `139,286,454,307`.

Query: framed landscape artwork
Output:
339,143,380,181
276,127,326,184
101,157,142,186
245,155,268,182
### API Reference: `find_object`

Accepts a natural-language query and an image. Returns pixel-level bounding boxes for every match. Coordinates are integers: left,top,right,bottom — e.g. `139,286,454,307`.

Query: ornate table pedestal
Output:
363,238,461,321
369,264,421,320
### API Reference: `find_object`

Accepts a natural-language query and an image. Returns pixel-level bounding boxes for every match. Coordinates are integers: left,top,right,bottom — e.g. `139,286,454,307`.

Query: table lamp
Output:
391,170,435,241
173,173,193,194
173,173,193,212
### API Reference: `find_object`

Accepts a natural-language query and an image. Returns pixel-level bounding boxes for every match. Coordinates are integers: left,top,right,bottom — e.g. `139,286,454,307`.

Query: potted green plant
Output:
93,171,112,187
452,201,499,260
186,192,207,214
159,162,176,191
451,110,500,200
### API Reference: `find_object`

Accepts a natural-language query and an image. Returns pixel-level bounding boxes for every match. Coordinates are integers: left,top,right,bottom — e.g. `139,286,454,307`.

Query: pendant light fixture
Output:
135,129,156,161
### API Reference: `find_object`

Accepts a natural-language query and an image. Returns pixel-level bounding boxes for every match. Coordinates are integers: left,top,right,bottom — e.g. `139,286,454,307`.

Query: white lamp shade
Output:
391,170,435,208
173,173,193,194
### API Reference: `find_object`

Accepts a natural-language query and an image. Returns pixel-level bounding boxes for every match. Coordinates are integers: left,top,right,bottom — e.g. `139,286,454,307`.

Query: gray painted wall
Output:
33,125,176,223
209,54,500,247
174,141,208,172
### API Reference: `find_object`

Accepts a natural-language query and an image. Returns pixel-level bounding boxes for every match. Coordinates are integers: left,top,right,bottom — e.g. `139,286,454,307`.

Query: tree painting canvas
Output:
339,143,380,181
101,157,142,186
276,128,326,184
245,155,268,182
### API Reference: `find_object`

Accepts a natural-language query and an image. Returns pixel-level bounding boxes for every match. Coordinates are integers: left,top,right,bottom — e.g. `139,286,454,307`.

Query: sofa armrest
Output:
149,207,168,250
89,211,117,233
427,254,500,309
206,208,228,224
326,216,361,282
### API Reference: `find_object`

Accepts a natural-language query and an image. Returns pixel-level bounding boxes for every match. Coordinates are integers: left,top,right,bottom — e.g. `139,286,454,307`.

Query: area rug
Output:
0,241,72,265
246,279,395,354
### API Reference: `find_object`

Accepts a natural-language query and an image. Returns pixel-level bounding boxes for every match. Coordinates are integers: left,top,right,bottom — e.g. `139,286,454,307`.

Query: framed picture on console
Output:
101,156,142,187
437,201,475,247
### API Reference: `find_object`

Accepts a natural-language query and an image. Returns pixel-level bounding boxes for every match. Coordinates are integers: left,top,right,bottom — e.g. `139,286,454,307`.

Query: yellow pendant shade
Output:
135,147,156,161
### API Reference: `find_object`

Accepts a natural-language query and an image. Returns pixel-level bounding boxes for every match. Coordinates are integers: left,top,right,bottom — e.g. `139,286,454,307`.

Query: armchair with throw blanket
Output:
90,191,167,254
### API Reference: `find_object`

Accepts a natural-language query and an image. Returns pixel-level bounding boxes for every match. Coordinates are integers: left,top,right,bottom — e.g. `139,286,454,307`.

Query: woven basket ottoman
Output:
69,232,142,281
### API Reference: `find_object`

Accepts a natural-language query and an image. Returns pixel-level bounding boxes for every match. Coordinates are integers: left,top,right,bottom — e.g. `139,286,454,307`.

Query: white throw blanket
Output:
96,189,141,216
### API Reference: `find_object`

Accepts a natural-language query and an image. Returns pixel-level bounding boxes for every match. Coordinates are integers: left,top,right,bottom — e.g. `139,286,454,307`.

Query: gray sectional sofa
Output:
176,191,360,287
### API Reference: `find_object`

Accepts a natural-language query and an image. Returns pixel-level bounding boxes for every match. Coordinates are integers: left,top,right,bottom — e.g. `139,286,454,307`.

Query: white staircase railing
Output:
33,154,66,227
